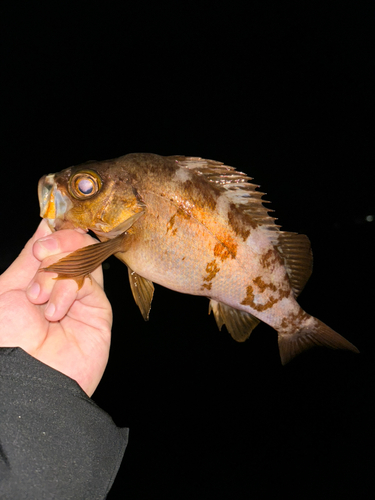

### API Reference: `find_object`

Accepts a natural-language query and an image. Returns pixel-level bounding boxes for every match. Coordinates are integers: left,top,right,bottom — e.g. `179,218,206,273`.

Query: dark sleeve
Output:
0,347,128,500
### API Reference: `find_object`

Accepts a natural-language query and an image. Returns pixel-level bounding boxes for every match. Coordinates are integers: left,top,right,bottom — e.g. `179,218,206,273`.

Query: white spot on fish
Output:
245,227,272,253
174,167,192,183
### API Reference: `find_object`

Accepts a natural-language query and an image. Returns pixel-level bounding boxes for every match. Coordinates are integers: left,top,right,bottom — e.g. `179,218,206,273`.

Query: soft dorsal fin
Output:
276,232,313,297
209,299,260,342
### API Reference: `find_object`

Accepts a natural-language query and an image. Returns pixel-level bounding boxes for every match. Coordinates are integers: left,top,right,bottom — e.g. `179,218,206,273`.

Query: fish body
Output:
38,153,358,363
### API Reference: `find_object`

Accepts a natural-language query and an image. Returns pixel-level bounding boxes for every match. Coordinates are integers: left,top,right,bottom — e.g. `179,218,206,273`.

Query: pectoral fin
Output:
127,267,154,320
209,299,260,342
40,232,129,289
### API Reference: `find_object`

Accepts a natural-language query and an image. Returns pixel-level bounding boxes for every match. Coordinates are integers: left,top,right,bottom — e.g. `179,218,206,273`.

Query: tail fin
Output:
278,317,359,365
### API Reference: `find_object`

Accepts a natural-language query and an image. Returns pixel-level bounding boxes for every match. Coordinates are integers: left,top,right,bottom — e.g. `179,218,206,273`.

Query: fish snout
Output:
38,174,72,230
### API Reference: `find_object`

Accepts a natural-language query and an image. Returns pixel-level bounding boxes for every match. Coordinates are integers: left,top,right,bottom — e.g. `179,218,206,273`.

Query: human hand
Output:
0,220,112,396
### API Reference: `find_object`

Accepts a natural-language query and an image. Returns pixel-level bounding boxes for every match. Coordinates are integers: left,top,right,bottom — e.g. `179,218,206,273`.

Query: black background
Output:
1,1,374,498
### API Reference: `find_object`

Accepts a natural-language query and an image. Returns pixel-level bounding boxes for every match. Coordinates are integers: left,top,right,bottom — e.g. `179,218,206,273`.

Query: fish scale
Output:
38,152,359,364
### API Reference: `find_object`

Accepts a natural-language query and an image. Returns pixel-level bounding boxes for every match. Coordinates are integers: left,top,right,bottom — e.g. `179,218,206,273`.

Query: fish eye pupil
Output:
78,178,94,195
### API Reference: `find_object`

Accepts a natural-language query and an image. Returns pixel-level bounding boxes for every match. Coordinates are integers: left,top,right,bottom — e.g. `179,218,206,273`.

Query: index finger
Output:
0,219,52,291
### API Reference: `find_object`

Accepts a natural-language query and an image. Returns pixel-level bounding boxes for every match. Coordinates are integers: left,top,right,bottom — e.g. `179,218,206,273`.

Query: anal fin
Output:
209,300,260,342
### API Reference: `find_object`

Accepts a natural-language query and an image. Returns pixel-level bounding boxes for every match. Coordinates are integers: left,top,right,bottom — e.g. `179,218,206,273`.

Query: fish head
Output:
38,158,144,235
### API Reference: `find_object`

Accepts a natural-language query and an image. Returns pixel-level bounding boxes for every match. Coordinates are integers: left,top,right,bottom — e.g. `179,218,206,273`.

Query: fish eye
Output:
69,170,102,199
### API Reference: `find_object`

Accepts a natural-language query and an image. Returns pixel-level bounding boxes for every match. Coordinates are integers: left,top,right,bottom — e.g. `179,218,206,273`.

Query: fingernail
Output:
45,302,56,318
37,236,59,251
27,282,40,300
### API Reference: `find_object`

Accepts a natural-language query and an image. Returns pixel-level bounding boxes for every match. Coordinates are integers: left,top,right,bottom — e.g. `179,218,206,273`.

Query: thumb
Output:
0,220,52,291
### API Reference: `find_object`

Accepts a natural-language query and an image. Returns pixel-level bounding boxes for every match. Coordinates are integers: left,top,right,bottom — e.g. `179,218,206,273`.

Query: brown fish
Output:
38,153,358,364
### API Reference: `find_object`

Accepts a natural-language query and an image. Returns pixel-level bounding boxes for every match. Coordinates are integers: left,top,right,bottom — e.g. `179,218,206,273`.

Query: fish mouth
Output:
38,174,73,231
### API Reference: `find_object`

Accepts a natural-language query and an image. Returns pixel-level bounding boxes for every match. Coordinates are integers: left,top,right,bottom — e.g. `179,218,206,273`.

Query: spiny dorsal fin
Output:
209,299,260,342
276,232,313,297
170,156,280,230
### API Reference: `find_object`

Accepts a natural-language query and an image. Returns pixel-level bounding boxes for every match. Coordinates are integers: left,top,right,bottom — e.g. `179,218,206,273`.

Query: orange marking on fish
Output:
241,281,290,312
166,213,176,233
213,234,238,261
253,276,277,293
203,259,220,283
201,282,212,290
166,208,191,235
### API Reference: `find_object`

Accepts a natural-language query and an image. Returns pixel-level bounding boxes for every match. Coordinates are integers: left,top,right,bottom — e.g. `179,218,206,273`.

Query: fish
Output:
38,153,358,364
